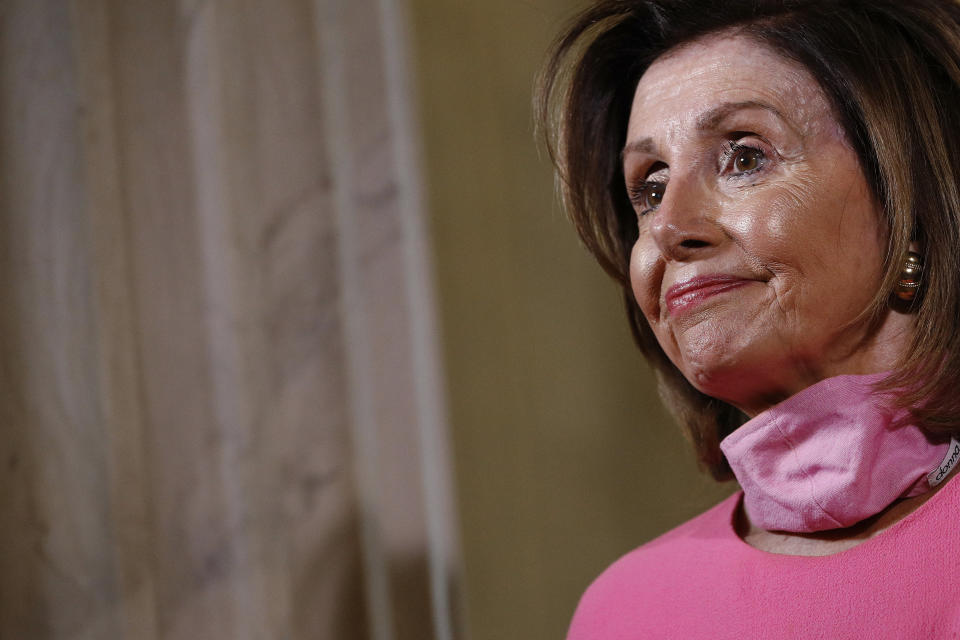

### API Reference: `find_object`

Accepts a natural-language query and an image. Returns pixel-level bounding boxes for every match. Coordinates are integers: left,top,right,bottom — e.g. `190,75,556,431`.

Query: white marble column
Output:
0,0,461,638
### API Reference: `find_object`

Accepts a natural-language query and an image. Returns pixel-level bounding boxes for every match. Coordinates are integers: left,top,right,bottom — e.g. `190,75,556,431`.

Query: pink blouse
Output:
566,473,960,639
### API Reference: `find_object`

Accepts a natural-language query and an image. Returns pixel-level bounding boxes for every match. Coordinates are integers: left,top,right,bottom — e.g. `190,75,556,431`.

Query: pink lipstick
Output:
664,274,752,316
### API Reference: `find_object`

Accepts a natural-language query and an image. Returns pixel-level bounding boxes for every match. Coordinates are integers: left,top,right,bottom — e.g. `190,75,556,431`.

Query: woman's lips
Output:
664,274,753,316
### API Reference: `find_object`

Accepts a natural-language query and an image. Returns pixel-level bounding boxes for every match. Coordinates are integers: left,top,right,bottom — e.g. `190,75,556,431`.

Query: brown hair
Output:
536,0,960,480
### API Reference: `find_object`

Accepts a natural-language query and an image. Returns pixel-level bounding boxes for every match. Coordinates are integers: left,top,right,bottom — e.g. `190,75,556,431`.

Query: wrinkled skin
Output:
623,35,915,417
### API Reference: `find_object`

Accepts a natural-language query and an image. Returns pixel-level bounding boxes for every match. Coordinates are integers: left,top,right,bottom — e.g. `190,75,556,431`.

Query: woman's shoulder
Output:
566,491,743,638
566,474,960,639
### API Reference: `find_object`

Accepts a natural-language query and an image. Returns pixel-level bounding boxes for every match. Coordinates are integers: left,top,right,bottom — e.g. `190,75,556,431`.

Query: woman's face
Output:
624,35,904,415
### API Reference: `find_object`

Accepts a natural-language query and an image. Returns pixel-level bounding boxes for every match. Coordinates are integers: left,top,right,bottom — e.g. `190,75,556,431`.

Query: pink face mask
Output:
719,373,960,533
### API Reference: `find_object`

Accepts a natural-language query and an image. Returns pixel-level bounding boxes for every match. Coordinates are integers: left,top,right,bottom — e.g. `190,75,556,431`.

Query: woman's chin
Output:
675,349,799,415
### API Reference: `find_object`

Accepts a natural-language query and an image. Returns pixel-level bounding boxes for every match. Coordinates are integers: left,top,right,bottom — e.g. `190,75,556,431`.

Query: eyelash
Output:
626,140,768,216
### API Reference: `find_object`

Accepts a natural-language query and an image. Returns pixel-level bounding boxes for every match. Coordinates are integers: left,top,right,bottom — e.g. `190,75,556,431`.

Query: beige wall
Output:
407,2,736,639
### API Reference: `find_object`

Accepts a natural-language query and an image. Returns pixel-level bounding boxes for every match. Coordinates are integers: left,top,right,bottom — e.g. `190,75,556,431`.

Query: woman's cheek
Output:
629,238,665,322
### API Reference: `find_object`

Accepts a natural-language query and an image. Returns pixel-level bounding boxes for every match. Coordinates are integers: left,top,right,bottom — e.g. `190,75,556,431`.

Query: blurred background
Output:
0,1,733,639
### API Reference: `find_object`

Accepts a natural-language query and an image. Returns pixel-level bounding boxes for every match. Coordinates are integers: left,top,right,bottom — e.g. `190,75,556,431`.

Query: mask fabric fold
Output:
720,373,955,533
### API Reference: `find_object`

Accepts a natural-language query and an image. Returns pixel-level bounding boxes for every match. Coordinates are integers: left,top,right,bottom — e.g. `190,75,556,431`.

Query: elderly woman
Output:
537,0,960,636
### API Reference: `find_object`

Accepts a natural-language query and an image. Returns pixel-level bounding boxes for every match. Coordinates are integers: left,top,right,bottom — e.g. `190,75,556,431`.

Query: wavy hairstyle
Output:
536,0,960,479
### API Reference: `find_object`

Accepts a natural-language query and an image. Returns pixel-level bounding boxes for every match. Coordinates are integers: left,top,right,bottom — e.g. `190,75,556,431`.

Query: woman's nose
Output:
648,182,723,261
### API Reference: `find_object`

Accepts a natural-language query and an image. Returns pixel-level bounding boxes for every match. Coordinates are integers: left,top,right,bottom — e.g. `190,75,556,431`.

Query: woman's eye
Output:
629,182,665,214
735,147,762,172
645,183,665,210
727,143,765,175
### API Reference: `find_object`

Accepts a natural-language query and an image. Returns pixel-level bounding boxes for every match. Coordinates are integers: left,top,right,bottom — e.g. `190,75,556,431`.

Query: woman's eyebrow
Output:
622,100,792,160
696,99,787,131
621,137,656,160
